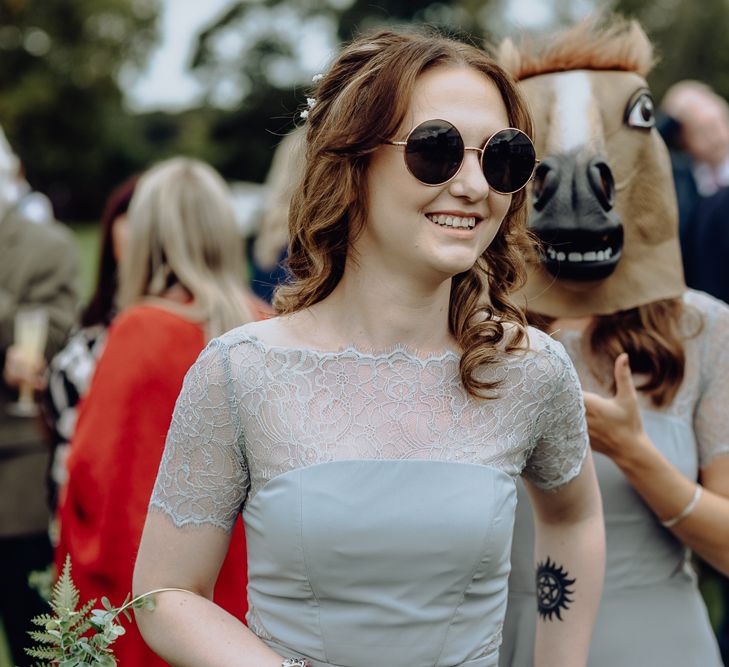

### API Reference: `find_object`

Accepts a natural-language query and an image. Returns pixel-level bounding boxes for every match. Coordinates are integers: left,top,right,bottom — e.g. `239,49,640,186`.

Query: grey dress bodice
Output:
501,290,729,667
150,324,588,667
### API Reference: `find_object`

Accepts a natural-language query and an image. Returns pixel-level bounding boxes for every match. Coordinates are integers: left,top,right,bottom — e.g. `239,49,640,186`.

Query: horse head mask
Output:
500,18,685,317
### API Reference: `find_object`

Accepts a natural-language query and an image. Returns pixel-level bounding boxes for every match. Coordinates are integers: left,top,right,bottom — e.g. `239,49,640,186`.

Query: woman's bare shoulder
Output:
224,310,319,348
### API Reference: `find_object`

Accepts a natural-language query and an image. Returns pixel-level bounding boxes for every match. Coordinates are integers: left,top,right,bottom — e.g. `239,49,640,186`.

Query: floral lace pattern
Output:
246,605,272,641
149,325,588,532
557,289,729,467
479,624,503,657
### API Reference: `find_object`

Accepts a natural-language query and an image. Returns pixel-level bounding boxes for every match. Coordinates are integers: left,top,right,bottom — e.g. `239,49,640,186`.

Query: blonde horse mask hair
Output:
500,18,685,317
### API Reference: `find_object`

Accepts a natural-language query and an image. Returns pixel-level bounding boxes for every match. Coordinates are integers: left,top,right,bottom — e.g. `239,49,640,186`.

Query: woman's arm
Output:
133,512,283,667
525,451,605,667
584,353,729,575
131,335,285,665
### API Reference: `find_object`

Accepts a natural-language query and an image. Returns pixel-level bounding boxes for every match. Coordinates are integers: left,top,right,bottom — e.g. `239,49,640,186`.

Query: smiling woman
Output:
132,29,605,667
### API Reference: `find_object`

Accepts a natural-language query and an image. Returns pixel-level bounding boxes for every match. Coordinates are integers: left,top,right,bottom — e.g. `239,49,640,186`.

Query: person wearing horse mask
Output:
498,18,728,667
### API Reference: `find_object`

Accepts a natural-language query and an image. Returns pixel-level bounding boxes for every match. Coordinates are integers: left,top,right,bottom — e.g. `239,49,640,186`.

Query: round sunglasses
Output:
386,119,538,194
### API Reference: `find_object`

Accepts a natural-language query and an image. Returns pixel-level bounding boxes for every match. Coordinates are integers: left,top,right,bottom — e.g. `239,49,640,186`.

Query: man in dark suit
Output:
681,186,729,304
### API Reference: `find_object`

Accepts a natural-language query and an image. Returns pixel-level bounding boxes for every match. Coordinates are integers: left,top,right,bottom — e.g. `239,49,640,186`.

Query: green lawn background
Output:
70,222,102,304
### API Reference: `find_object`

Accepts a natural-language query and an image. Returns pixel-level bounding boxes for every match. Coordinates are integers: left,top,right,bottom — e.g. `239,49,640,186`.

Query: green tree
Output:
0,0,160,219
188,0,499,184
610,0,729,102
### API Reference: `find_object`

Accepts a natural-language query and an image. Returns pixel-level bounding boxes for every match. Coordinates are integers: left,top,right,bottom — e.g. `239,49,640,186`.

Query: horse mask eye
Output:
625,90,655,129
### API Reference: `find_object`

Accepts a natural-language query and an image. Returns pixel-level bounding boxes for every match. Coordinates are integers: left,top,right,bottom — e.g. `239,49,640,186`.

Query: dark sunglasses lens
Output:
482,129,536,193
405,120,463,185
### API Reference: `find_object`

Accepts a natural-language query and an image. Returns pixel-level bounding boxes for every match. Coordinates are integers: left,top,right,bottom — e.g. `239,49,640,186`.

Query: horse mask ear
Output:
504,17,685,318
497,38,521,77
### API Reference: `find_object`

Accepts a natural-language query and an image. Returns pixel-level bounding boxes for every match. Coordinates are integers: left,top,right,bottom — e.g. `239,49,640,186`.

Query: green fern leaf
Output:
52,554,80,613
25,646,58,659
29,613,55,628
69,598,96,634
27,630,58,644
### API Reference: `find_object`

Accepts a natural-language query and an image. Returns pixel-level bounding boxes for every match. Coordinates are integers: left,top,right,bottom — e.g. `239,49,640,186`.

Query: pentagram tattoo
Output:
535,557,576,621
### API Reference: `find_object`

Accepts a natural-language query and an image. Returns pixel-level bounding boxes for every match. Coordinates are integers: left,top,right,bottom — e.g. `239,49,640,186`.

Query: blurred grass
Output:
69,221,102,305
0,621,11,667
702,567,726,631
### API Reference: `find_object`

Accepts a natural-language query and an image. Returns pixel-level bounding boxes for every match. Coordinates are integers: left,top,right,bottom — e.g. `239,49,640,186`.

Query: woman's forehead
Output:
402,66,509,138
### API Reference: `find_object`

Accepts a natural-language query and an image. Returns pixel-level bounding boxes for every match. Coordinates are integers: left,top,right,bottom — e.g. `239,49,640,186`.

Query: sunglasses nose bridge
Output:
454,145,491,195
463,145,486,158
461,145,489,184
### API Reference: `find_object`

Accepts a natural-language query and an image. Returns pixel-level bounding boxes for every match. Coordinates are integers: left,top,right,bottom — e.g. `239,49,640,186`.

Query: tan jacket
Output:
0,207,78,536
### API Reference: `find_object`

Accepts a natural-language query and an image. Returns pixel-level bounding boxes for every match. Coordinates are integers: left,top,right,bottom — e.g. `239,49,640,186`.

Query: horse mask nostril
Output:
532,161,558,212
587,158,615,211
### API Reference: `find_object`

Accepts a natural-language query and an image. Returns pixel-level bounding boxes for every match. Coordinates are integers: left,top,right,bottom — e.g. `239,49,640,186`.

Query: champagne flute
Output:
6,306,49,417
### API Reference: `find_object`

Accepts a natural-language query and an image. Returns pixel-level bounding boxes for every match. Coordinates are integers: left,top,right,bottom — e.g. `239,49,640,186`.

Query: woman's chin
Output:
429,247,484,277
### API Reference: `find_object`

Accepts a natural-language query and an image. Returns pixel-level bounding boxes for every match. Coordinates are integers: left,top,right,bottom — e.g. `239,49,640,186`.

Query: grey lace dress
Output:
500,290,729,667
149,324,588,667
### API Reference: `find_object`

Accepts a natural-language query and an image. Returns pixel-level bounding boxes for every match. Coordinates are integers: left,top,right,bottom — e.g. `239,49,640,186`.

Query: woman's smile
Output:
425,211,482,230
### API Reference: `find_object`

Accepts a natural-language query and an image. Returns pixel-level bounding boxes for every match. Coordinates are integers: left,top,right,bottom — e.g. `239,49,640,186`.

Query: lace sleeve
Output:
694,295,729,467
149,338,249,532
522,337,589,491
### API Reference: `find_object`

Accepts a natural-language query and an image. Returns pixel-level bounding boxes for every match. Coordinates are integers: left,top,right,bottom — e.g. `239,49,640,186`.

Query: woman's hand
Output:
583,353,650,465
3,345,47,390
582,355,729,576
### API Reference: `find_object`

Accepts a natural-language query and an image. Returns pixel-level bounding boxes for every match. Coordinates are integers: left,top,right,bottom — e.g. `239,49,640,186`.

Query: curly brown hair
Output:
273,28,535,398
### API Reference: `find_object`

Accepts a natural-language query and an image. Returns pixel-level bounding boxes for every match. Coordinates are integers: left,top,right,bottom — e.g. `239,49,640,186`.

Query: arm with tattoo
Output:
526,451,605,667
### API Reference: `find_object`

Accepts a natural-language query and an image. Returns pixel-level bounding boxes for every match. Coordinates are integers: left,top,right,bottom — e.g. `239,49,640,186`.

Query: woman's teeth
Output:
427,214,477,229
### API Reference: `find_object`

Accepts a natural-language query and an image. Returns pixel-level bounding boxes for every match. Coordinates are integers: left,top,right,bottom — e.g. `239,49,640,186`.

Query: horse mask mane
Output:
500,18,685,317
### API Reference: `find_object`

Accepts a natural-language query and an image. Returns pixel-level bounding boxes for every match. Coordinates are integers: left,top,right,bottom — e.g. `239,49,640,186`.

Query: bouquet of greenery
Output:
25,555,185,666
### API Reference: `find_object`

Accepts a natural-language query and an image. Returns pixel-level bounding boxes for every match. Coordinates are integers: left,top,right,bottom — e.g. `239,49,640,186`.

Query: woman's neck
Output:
306,264,456,354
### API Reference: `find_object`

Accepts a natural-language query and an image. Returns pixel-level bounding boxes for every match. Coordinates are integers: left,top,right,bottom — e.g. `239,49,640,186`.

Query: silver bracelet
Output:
281,659,311,667
661,484,702,528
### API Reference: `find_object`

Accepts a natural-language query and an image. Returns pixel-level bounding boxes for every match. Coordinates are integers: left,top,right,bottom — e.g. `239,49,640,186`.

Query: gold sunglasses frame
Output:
386,119,540,195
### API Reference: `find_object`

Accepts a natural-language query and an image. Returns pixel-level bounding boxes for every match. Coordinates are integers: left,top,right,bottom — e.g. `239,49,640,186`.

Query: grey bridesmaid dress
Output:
500,290,728,667
150,325,588,667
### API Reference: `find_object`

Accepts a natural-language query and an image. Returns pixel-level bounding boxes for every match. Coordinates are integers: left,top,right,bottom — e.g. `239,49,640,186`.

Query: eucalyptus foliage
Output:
25,555,154,667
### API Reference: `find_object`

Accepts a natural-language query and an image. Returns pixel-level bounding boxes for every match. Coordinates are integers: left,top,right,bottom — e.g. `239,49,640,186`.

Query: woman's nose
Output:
448,149,489,201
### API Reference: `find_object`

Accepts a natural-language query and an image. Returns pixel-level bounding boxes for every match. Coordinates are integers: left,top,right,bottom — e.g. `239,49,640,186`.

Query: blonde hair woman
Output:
120,157,260,335
56,157,268,667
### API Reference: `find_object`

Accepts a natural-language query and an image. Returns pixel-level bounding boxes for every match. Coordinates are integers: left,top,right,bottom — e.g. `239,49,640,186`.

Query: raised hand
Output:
582,353,648,463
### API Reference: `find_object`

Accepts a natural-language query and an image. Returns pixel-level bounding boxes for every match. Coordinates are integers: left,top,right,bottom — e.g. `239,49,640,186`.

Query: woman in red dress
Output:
56,157,268,666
